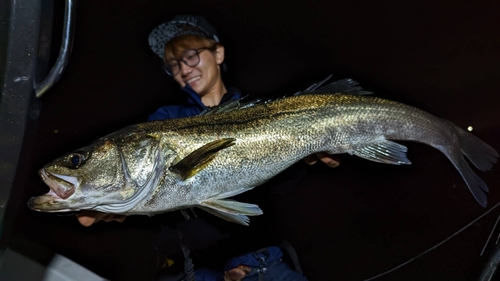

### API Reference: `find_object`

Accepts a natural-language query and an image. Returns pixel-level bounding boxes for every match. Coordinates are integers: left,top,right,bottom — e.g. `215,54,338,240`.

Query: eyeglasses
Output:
164,47,212,76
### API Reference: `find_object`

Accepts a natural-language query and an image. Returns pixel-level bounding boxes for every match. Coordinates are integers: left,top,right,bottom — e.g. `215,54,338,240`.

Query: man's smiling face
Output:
164,35,225,98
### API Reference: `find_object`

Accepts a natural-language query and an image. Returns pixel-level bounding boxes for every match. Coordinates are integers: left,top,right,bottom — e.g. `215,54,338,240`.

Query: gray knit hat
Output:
148,15,220,59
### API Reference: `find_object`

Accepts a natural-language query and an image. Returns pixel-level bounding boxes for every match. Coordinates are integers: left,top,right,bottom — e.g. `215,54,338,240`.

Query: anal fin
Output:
350,140,411,165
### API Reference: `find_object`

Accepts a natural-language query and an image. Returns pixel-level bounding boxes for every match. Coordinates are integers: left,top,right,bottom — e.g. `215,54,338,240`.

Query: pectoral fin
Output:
199,198,263,226
350,140,411,165
169,138,236,180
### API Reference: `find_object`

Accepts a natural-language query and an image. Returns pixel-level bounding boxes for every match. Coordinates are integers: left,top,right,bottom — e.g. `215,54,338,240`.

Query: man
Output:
77,14,339,281
146,15,240,120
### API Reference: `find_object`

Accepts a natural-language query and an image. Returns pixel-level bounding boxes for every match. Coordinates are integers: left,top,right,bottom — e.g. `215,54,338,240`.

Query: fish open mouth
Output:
38,168,76,199
27,169,78,212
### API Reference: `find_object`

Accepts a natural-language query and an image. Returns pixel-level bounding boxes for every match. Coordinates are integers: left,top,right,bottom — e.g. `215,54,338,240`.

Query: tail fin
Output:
451,154,489,206
456,126,498,171
445,125,498,207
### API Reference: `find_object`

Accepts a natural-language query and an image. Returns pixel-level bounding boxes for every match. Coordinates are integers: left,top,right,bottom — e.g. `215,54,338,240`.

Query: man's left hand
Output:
224,265,251,281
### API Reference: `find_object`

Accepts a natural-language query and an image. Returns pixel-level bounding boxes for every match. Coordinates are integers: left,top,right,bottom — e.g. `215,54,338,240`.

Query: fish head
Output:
28,132,164,213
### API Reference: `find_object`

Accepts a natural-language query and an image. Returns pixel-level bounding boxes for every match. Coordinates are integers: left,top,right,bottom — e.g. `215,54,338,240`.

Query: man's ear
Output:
215,45,225,65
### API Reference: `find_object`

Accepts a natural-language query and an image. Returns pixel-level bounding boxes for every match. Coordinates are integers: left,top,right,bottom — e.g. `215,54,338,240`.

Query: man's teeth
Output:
187,76,200,84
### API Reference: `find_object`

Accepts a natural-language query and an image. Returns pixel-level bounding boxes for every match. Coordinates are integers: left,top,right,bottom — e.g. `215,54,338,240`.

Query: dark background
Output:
4,0,500,280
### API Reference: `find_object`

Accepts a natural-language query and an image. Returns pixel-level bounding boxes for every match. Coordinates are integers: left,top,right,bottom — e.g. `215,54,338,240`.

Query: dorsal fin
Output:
296,75,373,96
295,74,334,94
199,76,372,116
199,96,261,116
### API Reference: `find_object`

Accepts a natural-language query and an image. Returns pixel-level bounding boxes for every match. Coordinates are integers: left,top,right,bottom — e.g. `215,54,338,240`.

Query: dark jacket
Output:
147,84,242,121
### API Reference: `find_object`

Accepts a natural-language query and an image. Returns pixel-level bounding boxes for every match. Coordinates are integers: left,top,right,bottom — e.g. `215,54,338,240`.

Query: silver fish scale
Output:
130,94,453,213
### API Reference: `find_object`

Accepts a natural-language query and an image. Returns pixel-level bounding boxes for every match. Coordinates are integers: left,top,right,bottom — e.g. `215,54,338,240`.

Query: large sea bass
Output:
28,78,498,225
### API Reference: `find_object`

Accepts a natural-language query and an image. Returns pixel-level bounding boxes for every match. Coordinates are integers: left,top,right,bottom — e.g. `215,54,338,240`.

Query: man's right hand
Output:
303,152,340,168
76,211,126,227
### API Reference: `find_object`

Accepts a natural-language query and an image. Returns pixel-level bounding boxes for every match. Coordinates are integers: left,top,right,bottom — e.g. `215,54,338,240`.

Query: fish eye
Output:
67,152,86,169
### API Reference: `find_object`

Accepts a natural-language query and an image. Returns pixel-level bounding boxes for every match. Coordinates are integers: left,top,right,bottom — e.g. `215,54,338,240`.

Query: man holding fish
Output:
75,14,340,227
68,14,328,281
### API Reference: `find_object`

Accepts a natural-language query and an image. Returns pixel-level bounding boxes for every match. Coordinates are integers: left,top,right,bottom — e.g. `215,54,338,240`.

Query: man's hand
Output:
76,211,126,227
303,152,340,168
224,265,251,281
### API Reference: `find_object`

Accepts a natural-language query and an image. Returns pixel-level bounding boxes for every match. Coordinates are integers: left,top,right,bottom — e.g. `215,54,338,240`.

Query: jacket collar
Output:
181,84,241,109
182,84,206,109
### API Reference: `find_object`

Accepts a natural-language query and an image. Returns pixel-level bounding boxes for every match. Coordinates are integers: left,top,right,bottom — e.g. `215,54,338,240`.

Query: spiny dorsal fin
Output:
296,74,334,94
199,76,372,116
169,138,236,180
296,76,373,96
199,96,262,116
